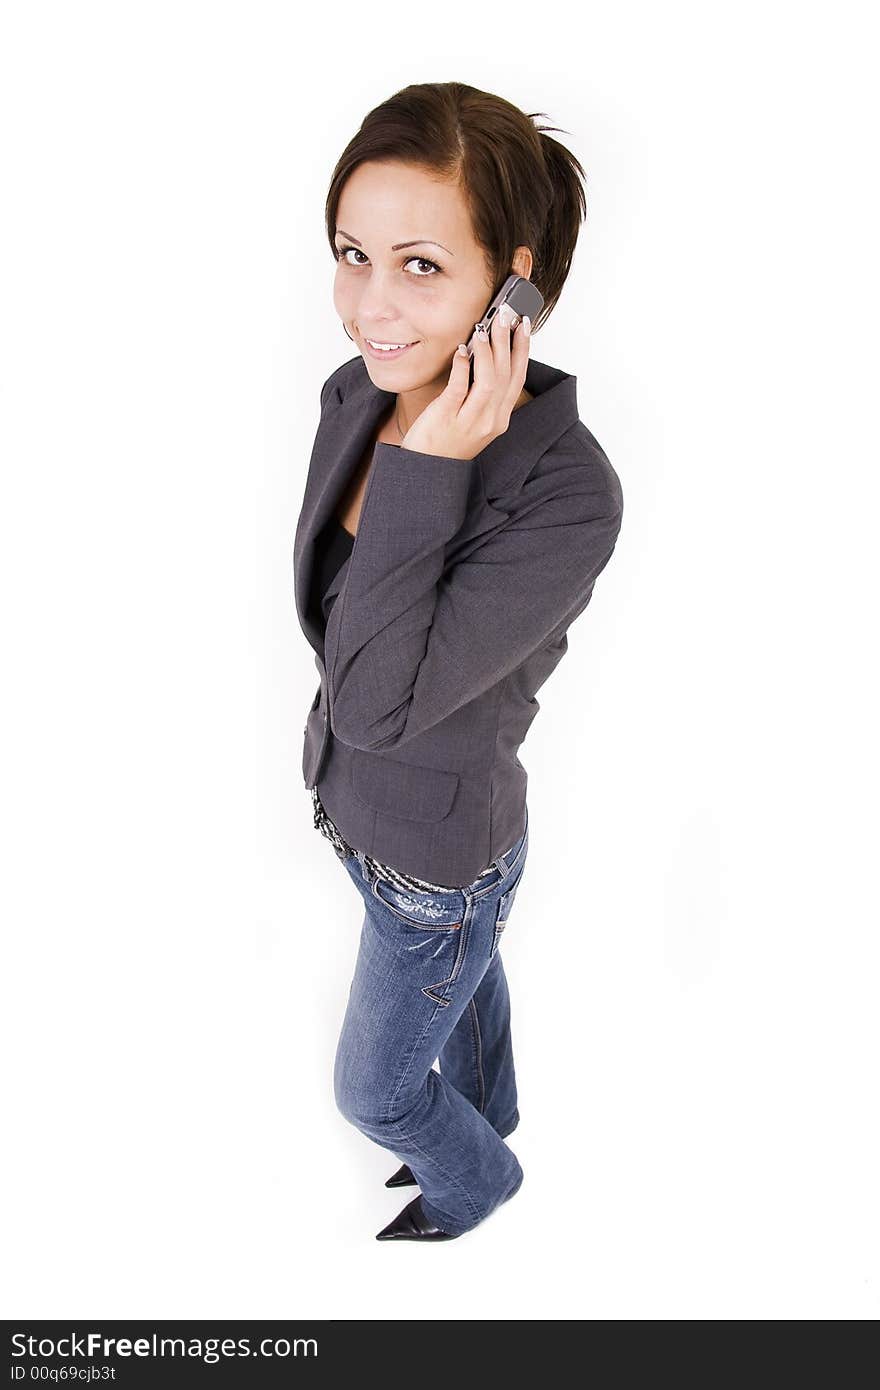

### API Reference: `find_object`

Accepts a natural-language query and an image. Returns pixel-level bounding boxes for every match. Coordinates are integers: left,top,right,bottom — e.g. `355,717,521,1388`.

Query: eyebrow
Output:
335,229,454,256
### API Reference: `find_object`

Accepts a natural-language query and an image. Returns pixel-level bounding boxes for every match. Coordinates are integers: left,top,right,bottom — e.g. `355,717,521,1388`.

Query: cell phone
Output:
464,273,544,379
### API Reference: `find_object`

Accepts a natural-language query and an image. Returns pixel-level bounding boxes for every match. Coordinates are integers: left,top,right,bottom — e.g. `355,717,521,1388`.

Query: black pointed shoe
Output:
385,1162,418,1188
376,1194,458,1241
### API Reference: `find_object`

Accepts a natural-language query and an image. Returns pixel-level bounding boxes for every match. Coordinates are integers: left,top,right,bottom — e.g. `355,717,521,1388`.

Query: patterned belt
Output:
310,785,498,893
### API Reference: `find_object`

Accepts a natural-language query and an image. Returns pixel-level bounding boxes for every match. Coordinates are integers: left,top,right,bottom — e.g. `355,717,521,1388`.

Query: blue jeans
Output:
334,806,530,1236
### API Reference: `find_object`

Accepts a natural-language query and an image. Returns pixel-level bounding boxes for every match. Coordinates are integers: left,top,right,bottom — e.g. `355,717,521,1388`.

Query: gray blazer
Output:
293,352,624,885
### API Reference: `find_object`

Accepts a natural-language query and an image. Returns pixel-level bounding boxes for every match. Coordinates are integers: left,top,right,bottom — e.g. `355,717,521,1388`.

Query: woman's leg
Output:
333,854,525,1237
437,952,520,1139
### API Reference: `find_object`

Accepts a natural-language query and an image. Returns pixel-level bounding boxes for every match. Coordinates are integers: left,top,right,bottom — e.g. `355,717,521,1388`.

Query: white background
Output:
1,0,877,1320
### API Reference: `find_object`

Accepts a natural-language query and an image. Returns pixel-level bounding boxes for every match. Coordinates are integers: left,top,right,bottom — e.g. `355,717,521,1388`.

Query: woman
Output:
292,82,624,1241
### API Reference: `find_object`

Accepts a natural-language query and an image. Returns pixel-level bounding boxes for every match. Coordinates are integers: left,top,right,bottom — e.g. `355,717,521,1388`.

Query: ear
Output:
511,245,534,281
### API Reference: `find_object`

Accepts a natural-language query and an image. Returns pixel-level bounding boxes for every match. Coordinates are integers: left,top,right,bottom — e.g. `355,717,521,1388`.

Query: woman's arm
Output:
323,434,623,752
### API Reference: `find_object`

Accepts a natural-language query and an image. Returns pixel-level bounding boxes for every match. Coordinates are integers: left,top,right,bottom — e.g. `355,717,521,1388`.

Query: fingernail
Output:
457,343,468,357
499,304,513,327
522,315,531,337
476,323,489,339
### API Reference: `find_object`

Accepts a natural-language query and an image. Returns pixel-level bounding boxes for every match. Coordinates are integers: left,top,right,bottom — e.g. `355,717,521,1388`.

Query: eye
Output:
335,245,442,277
404,256,442,277
336,245,368,267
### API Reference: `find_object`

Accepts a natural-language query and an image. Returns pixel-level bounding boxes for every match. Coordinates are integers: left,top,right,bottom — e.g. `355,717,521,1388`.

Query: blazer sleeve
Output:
322,434,624,752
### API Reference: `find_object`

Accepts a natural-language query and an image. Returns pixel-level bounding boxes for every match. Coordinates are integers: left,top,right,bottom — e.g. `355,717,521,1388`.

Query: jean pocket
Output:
370,875,464,931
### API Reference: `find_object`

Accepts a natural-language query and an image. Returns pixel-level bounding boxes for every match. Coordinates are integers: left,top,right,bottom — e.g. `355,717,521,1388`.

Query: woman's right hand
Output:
398,305,531,462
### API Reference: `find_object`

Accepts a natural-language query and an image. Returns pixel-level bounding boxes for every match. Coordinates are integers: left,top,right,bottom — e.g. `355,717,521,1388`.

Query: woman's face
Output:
333,160,528,394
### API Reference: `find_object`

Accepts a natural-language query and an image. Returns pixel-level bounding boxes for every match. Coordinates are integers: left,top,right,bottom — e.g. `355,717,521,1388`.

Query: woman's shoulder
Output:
319,354,368,410
552,417,623,516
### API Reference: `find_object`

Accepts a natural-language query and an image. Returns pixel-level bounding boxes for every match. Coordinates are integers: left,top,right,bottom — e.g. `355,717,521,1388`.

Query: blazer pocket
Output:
350,749,459,824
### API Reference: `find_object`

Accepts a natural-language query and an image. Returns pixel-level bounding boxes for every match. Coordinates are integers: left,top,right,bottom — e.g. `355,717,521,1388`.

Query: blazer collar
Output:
336,353,580,501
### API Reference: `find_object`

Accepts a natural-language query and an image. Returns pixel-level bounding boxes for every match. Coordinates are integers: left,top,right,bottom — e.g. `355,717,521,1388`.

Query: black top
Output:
308,513,355,630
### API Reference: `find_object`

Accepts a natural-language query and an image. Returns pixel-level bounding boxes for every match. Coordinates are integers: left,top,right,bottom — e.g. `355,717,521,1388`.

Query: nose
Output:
352,275,408,332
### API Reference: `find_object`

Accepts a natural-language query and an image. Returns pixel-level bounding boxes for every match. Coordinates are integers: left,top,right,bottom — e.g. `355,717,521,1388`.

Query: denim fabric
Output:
333,806,529,1237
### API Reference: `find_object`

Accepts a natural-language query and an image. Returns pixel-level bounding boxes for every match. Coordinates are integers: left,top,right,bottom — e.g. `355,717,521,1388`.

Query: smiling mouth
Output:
361,338,419,359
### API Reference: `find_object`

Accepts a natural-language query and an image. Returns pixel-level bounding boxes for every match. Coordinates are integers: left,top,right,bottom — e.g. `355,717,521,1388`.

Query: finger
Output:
495,314,529,418
511,312,531,386
490,302,514,377
470,319,494,394
447,341,472,402
497,305,528,410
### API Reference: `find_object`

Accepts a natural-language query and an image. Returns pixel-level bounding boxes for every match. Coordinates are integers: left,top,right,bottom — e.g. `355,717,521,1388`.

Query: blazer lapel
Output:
293,378,390,655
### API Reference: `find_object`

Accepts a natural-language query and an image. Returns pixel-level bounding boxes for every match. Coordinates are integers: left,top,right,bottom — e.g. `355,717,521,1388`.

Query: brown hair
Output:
324,81,588,335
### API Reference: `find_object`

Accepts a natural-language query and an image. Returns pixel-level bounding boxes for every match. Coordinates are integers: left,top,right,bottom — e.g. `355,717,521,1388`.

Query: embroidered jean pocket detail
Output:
370,876,463,931
490,869,524,958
